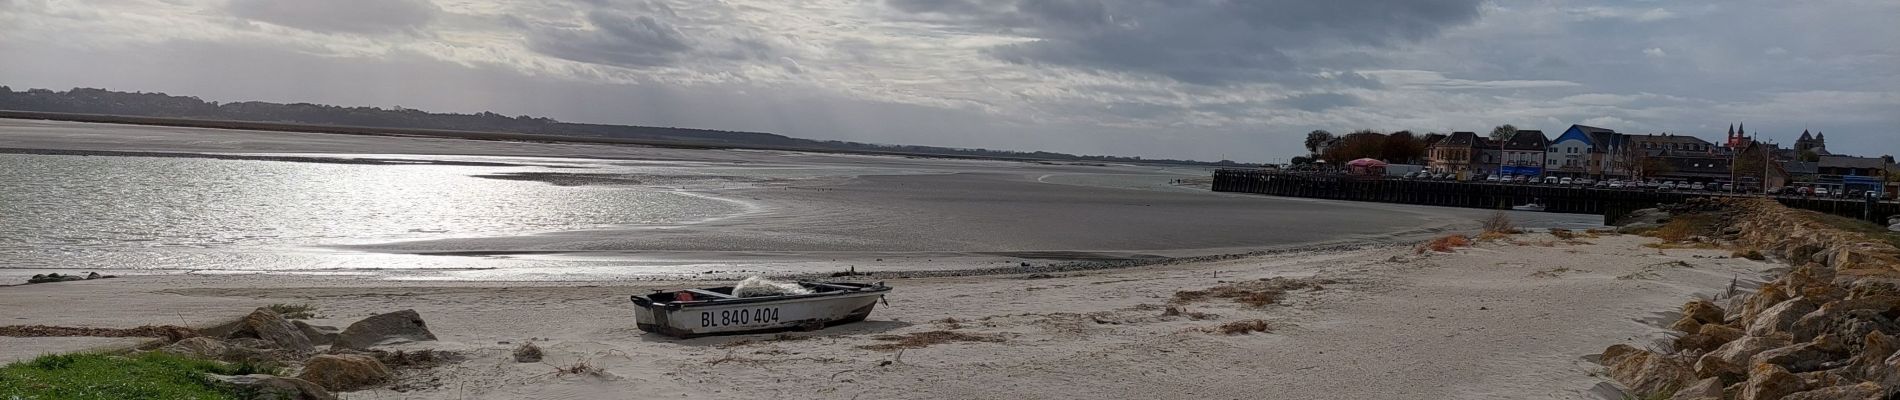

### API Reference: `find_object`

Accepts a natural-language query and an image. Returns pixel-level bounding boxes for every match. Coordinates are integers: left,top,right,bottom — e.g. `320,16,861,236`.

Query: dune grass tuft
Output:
1419,234,1473,253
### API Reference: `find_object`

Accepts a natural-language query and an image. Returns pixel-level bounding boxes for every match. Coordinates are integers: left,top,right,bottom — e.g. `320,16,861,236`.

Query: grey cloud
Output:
532,11,692,68
227,0,439,35
1276,92,1363,112
891,0,1485,84
527,1,774,69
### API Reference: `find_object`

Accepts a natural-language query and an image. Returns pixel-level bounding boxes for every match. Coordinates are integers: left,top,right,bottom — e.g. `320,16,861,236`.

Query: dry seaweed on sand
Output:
1172,277,1329,308
856,331,1004,351
1208,320,1272,335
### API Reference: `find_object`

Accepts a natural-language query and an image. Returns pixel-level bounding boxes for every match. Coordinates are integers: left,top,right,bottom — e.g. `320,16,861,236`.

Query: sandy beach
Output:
1,232,1776,399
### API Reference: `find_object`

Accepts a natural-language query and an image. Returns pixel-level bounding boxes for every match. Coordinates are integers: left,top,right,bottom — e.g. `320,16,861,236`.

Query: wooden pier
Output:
1211,169,1900,225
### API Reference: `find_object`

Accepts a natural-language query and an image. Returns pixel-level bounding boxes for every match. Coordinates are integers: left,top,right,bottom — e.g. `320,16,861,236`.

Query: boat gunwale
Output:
630,283,890,310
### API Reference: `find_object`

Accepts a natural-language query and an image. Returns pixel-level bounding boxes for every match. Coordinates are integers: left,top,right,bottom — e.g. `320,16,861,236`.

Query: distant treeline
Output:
0,86,1252,167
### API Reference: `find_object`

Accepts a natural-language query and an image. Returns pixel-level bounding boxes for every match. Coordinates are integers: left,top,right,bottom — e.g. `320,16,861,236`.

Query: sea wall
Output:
1602,198,1900,399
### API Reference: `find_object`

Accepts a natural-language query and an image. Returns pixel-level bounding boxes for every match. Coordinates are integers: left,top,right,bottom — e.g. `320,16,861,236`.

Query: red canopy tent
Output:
1347,158,1388,175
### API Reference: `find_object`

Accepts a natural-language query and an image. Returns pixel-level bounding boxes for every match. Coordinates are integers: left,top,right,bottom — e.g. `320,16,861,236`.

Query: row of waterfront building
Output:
1419,124,1896,194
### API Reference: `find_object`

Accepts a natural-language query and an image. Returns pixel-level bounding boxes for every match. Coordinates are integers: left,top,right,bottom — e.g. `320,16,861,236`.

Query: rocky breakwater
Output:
1601,198,1900,399
146,308,452,399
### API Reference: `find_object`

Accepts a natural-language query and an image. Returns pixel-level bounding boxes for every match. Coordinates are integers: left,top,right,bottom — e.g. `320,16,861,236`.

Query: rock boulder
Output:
1739,363,1806,400
1608,350,1695,397
1683,300,1726,324
231,308,315,354
1697,334,1793,380
1747,298,1820,337
295,354,392,392
160,337,228,359
1782,382,1881,400
1666,377,1723,400
204,374,334,400
1752,341,1846,373
294,321,340,346
334,310,437,350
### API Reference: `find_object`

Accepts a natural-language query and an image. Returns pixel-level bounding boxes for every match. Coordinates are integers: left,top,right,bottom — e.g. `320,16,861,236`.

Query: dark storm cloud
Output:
888,0,1485,85
1276,92,1364,112
227,0,440,35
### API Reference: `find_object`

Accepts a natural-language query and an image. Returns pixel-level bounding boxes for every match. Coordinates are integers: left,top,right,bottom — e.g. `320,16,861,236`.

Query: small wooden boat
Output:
1512,201,1547,212
630,281,891,338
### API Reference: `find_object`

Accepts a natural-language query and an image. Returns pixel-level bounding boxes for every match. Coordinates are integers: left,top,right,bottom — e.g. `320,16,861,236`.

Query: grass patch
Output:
1549,228,1578,240
1645,214,1719,243
1732,249,1767,261
0,325,196,341
264,304,318,320
857,331,1004,351
0,352,277,400
1799,210,1900,249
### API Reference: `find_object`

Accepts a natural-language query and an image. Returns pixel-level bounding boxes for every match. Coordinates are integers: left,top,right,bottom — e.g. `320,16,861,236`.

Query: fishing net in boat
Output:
733,276,812,297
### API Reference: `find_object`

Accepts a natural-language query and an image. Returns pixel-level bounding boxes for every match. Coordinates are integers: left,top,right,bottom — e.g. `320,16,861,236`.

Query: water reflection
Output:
0,154,747,271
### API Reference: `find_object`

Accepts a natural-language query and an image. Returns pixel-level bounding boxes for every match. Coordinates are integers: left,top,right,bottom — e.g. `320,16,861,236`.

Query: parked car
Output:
1486,175,1502,183
1608,180,1627,189
1513,176,1529,183
1815,187,1831,196
1543,176,1559,184
1578,178,1595,186
1721,183,1734,192
1690,183,1706,191
1594,180,1610,188
1660,182,1677,191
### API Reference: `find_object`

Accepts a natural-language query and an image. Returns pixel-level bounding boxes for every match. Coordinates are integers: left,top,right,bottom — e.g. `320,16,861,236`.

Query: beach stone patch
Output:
232,308,316,354
205,374,335,400
334,309,436,350
297,354,393,392
24,272,114,284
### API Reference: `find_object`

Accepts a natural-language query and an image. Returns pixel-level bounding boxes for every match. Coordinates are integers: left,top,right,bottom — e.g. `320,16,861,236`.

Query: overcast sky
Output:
2,0,1895,162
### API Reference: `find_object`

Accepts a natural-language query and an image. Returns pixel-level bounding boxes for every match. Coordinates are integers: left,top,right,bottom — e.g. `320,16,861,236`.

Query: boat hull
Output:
633,290,885,338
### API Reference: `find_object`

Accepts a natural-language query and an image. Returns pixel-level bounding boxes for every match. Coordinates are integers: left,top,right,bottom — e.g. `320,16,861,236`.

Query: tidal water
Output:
0,130,1601,281
0,153,752,275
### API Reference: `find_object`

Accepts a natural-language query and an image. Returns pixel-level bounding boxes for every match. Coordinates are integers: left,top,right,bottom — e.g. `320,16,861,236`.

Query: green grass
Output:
0,352,279,400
